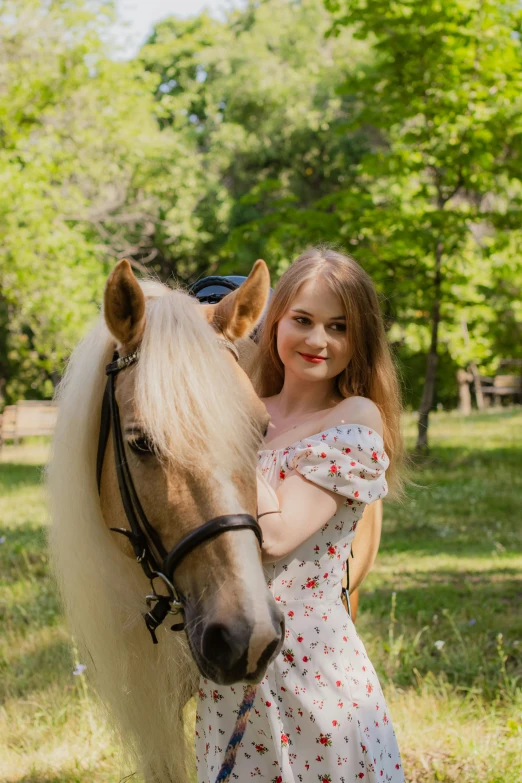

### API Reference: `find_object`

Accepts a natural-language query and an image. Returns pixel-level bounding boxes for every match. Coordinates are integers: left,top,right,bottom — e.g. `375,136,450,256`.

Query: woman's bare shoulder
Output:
322,396,383,437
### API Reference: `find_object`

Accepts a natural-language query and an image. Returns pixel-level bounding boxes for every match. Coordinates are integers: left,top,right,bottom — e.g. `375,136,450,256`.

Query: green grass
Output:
1,413,521,782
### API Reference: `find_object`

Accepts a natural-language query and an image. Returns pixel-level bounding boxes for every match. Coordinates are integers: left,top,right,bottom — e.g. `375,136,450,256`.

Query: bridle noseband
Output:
96,338,263,644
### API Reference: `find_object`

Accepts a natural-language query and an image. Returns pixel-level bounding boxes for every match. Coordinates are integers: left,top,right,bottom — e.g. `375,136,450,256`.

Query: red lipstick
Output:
298,353,326,364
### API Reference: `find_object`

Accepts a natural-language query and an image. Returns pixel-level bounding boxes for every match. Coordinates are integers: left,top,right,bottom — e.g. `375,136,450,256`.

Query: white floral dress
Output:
195,424,404,783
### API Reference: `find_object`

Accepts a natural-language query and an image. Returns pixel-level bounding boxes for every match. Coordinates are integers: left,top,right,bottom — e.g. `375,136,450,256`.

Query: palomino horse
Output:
48,259,284,782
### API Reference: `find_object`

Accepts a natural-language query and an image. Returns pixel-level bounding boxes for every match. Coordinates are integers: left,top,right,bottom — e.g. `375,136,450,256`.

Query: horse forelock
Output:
135,285,260,471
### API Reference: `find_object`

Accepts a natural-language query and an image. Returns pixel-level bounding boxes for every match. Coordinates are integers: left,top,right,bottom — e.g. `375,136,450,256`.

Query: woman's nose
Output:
304,324,328,347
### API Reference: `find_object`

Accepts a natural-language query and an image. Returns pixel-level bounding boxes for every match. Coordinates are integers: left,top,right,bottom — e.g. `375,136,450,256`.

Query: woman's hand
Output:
256,470,283,563
256,470,280,517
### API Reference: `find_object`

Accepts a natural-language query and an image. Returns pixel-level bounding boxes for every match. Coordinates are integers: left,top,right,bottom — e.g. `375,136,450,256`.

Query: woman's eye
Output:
294,317,345,331
128,436,155,455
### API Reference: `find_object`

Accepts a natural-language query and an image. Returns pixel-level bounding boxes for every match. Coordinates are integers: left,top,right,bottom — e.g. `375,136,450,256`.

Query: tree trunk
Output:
470,362,485,410
0,295,9,409
457,369,472,415
416,242,443,450
460,317,485,410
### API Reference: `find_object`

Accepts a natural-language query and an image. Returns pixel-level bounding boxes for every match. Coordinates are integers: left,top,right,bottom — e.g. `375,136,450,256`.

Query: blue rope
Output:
214,684,258,782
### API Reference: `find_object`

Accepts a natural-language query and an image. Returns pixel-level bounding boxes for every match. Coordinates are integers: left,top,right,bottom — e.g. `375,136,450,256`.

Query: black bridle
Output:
96,339,263,644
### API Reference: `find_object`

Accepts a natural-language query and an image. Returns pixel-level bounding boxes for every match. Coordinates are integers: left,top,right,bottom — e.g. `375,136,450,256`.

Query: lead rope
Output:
215,684,258,782
214,562,351,781
214,511,281,779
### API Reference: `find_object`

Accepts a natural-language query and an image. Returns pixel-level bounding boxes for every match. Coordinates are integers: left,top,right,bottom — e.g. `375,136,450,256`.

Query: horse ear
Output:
211,259,270,340
104,259,146,347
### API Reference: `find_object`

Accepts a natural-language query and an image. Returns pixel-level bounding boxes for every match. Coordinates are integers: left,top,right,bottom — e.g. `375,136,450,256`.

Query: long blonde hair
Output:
252,246,405,497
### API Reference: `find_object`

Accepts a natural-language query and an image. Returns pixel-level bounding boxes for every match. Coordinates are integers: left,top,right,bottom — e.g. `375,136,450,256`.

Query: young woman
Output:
196,247,404,783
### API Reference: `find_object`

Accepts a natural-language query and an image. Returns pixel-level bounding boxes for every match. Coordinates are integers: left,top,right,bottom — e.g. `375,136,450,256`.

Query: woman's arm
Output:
256,469,345,562
256,399,385,563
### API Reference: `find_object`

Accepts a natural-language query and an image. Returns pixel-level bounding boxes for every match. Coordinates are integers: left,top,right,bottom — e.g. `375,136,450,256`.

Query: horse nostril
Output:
201,620,251,671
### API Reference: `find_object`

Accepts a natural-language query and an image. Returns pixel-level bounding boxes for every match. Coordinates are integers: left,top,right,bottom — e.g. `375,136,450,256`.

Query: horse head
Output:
98,259,284,685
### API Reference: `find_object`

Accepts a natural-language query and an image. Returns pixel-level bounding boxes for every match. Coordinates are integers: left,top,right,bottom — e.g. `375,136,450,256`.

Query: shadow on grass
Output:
0,462,44,491
0,634,72,704
0,521,62,649
382,443,522,556
363,567,522,620
0,521,50,582
359,567,522,694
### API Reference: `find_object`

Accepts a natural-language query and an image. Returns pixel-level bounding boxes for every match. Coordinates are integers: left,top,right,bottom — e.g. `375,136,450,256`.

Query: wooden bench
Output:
0,400,58,446
458,359,522,411
481,371,522,406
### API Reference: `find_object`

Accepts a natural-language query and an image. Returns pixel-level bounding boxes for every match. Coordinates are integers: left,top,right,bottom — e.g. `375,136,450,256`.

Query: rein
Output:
96,339,263,644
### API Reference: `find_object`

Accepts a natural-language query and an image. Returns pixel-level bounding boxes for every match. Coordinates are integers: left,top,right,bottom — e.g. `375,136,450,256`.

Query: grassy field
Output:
1,410,521,782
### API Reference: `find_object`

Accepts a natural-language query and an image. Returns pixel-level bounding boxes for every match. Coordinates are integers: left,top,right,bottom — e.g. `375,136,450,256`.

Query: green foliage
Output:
0,2,128,399
1,0,521,407
138,0,373,274
0,0,202,401
324,0,522,414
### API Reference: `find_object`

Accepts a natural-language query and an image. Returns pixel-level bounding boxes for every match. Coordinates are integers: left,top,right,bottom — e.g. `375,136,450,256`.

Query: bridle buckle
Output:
148,572,184,615
145,594,183,616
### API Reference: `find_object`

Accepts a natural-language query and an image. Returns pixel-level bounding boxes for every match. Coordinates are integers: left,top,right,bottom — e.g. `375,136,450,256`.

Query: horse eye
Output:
128,436,154,455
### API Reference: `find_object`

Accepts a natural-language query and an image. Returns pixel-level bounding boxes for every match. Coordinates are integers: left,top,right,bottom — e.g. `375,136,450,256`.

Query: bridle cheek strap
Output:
96,347,263,644
143,514,262,644
163,515,263,576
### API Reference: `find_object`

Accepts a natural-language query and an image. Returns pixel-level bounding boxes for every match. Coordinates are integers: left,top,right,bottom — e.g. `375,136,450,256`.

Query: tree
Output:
139,0,371,274
0,0,177,399
325,0,522,447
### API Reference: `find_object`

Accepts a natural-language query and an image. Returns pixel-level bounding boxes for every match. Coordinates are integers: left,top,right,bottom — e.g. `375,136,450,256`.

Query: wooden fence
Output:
0,400,57,446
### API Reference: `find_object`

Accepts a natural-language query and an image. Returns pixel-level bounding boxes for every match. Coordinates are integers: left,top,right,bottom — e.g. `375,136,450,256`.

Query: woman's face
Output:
276,277,351,382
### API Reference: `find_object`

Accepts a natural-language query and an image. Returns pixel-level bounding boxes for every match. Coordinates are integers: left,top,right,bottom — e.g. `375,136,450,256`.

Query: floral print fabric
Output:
195,424,404,782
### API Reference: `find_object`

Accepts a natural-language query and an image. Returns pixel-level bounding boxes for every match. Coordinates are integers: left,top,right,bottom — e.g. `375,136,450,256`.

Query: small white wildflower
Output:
73,663,87,676
434,640,445,651
0,536,5,544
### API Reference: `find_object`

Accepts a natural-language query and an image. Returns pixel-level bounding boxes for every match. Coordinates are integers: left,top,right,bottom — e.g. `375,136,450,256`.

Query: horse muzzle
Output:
186,599,285,685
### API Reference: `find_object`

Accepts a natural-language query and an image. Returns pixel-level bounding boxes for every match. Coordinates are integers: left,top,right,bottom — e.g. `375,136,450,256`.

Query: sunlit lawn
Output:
1,411,521,782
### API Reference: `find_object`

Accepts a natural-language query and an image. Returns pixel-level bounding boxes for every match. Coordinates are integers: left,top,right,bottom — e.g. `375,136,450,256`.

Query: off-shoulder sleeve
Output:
287,424,389,504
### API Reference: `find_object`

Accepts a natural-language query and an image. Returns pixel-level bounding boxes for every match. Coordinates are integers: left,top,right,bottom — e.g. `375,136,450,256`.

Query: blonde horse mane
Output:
47,280,261,781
